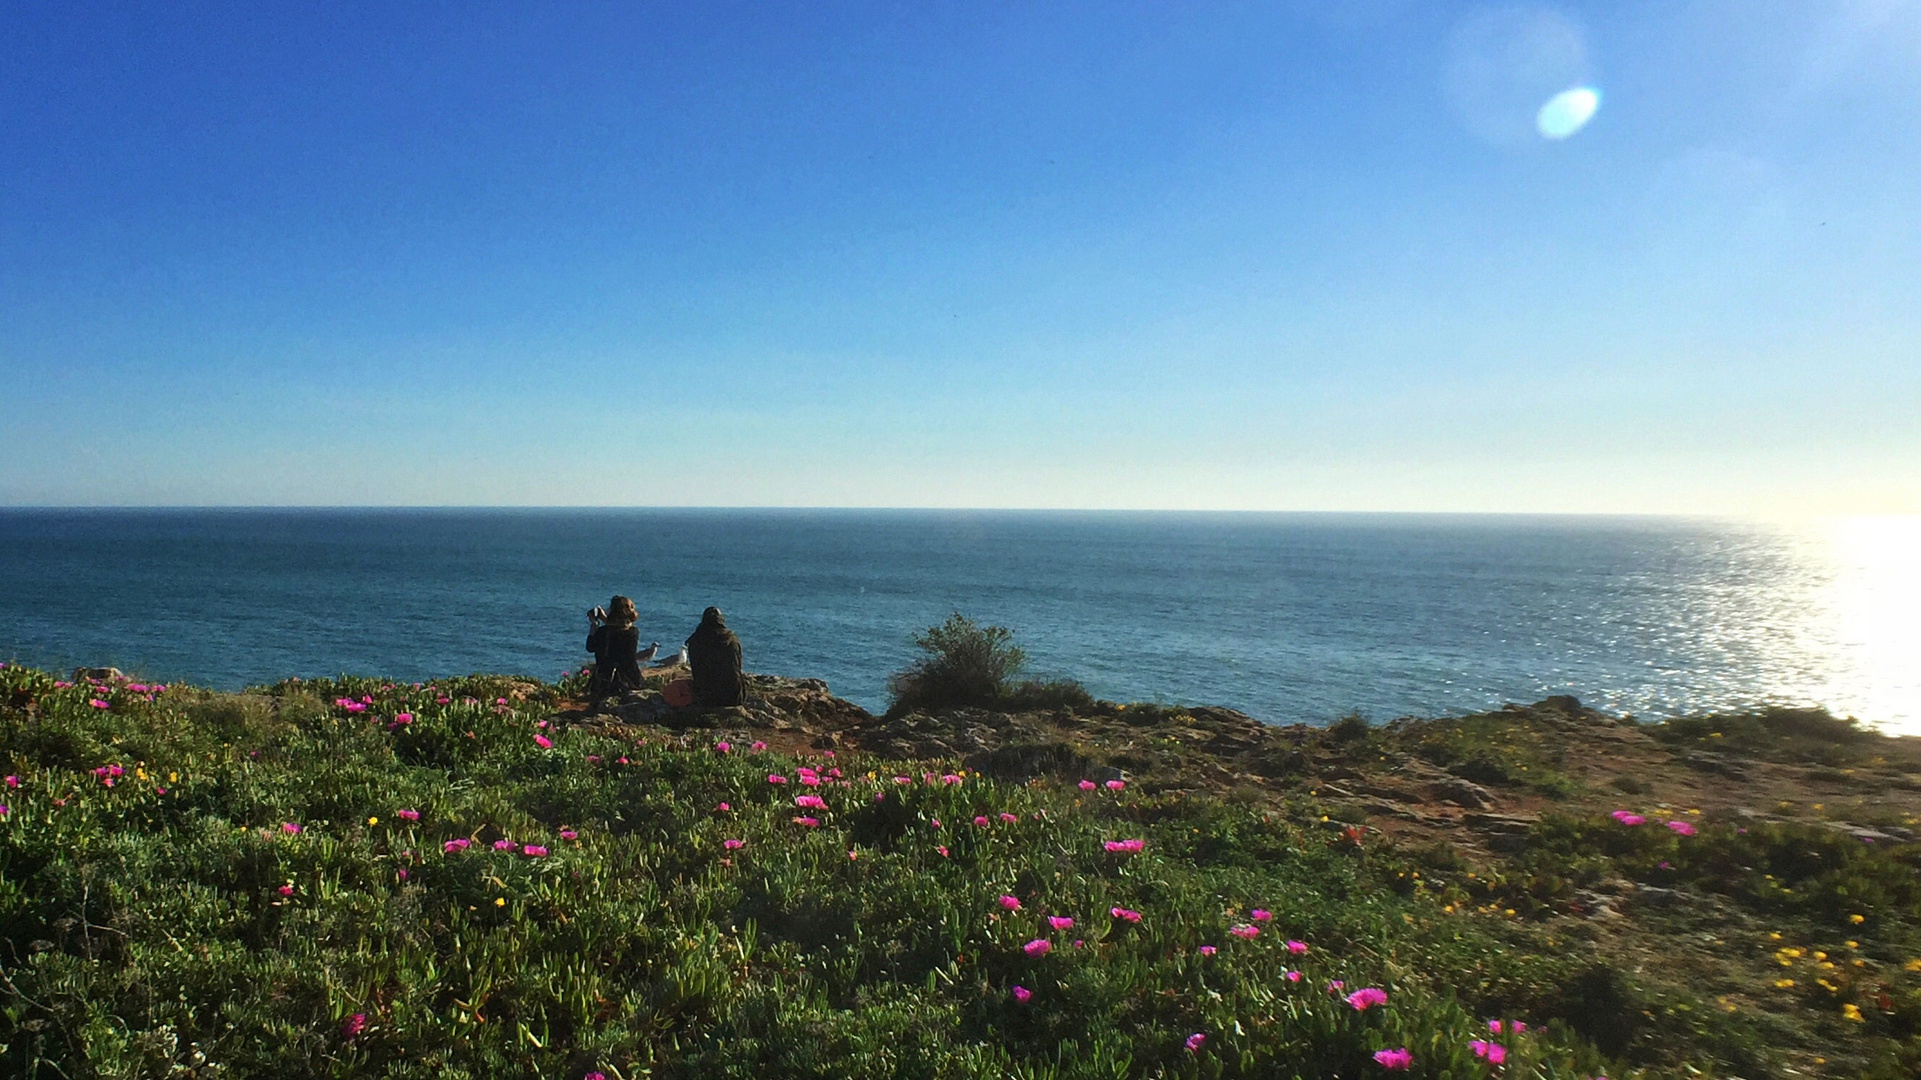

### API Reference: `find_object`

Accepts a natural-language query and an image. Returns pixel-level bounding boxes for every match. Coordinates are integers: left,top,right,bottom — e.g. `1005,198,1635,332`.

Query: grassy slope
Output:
0,665,1917,1079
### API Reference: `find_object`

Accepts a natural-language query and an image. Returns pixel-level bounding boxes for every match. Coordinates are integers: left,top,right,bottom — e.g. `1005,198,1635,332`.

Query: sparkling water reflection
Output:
0,510,1912,730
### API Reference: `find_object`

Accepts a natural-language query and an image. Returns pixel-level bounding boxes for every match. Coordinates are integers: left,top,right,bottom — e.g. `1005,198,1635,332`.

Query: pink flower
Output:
941,773,961,785
1250,908,1272,922
930,817,942,829
396,868,409,880
277,884,294,896
1012,985,1032,1002
88,699,110,709
397,809,420,821
436,695,450,704
490,838,514,850
1284,939,1308,954
585,1072,608,1080
1185,1032,1205,1052
1023,938,1051,956
973,815,990,827
1487,1019,1527,1035
998,812,1018,824
1228,924,1259,939
999,895,1022,911
1469,1041,1506,1065
723,839,745,850
2,776,15,788
394,712,413,724
1102,839,1144,853
1198,945,1217,956
767,774,788,785
795,794,826,810
1327,980,1345,992
717,802,731,812
530,733,554,749
1283,970,1302,982
1373,1047,1413,1070
1666,819,1696,836
1110,907,1142,923
751,740,767,751
799,774,821,787
443,838,471,853
1078,780,1097,791
521,844,548,857
559,829,578,840
792,816,819,828
495,697,507,705
342,1013,366,1039
281,822,301,834
1104,779,1125,791
1612,811,1645,827
1346,987,1388,1010
936,845,949,857
1048,915,1074,931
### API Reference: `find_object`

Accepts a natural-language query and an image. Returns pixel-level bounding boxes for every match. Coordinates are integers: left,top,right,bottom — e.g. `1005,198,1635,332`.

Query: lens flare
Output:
1536,86,1600,139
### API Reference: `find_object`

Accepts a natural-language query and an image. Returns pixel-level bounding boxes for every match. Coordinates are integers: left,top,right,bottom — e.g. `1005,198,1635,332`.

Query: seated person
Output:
585,595,645,700
685,606,745,707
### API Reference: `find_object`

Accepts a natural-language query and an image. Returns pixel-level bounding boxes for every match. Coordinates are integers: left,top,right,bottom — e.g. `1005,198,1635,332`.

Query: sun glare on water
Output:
1823,516,1921,733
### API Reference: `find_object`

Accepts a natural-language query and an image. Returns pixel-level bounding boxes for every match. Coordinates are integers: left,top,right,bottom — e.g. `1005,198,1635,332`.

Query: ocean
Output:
1,509,1914,730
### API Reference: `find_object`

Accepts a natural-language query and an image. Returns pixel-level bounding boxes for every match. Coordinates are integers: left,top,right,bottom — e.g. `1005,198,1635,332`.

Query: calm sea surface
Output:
1,510,1914,730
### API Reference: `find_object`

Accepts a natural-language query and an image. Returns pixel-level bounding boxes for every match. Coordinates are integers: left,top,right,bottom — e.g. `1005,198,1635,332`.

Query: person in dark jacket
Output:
586,595,646,701
686,606,745,707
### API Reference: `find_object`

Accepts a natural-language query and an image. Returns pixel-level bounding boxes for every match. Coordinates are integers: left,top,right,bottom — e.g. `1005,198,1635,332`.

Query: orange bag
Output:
663,678,694,707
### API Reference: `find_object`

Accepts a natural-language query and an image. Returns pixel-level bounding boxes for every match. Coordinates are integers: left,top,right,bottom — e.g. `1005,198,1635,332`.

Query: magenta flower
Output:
281,822,301,834
941,773,962,785
936,845,949,857
521,844,548,857
1228,924,1259,939
559,828,578,840
998,812,1018,824
585,1072,607,1080
1110,907,1142,923
1373,1047,1413,1070
488,838,512,851
717,802,731,812
1284,939,1308,954
397,809,420,821
1283,970,1302,982
1487,1019,1527,1034
893,775,911,785
342,1013,366,1039
1198,945,1217,956
1327,980,1345,992
1469,1041,1506,1064
443,838,471,853
973,815,990,826
1346,987,1388,1010
1666,819,1696,836
767,774,788,785
792,816,819,827
1104,779,1126,791
1613,811,1645,827
88,699,110,709
1023,938,1051,956
1078,779,1097,791
394,712,413,724
795,794,827,810
532,734,553,749
1012,985,1032,1002
723,838,745,850
1103,838,1145,853
4,776,17,788
999,895,1022,911
1250,908,1272,921
276,884,293,896
751,740,767,751
714,740,730,753
1048,915,1074,931
1184,1032,1205,1052
798,774,821,787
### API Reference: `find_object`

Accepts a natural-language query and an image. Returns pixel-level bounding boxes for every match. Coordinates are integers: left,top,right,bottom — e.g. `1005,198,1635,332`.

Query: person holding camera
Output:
585,595,651,702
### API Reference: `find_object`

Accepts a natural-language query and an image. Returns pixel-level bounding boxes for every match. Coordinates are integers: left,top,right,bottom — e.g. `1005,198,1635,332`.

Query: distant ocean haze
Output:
0,508,1912,731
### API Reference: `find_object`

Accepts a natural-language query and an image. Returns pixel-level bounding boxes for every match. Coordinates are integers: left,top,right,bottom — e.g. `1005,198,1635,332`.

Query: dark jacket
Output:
686,608,744,707
587,623,642,698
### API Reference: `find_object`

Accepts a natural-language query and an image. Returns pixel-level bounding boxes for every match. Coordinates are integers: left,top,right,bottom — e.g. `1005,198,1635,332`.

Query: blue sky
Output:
3,1,1917,513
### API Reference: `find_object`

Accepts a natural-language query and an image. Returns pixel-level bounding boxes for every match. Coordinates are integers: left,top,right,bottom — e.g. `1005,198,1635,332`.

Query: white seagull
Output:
635,642,661,665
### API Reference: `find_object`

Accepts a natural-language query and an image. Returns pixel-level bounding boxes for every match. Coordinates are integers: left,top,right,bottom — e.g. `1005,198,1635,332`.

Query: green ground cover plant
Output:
1,660,1917,1078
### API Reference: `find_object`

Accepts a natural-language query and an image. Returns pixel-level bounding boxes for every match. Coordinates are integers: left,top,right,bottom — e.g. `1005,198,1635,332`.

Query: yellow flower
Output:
168,771,178,782
1813,951,1827,961
1845,940,1858,949
367,816,379,826
1774,978,1795,988
1768,931,1782,940
1904,959,1921,972
1849,913,1866,924
1841,1003,1863,1023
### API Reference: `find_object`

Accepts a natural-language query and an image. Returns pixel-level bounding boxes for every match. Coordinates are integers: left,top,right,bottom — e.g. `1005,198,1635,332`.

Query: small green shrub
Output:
886,614,1027,717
